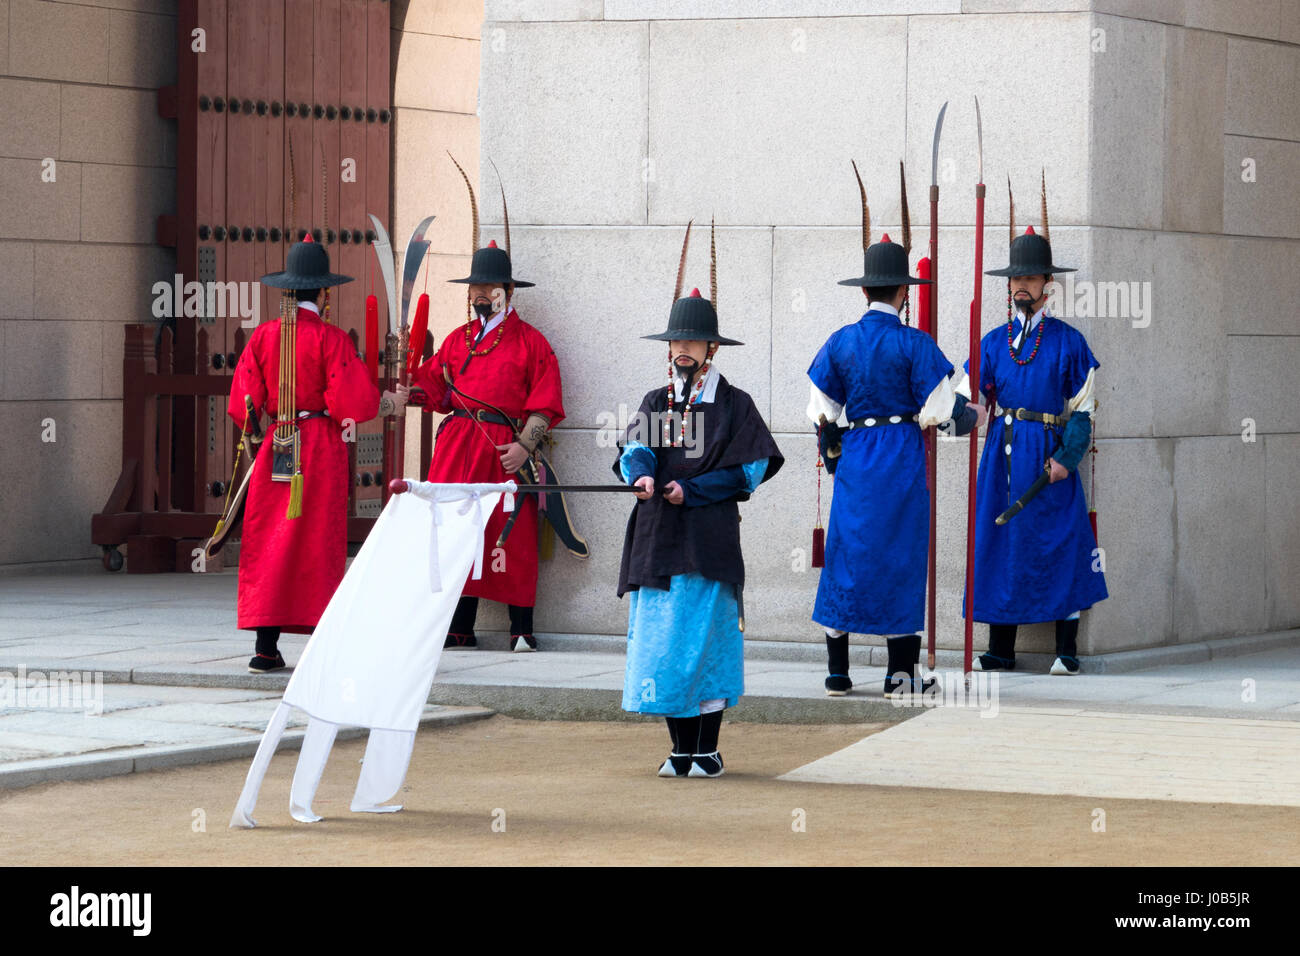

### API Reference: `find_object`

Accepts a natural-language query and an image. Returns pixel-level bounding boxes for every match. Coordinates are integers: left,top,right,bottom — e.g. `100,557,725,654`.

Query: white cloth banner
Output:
230,481,512,828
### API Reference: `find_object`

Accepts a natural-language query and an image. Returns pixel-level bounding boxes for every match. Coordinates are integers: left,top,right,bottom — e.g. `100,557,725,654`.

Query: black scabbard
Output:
996,468,1050,525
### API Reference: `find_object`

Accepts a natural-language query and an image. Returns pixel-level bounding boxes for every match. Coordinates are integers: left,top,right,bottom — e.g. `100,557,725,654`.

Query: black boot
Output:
249,627,285,673
508,604,538,652
884,635,934,698
445,596,479,648
1051,618,1081,675
658,717,691,777
824,630,852,696
977,624,1018,671
688,710,725,778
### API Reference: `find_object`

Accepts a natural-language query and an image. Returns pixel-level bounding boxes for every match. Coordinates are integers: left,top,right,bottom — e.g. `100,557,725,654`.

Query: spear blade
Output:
368,214,399,338
399,215,437,332
930,100,948,188
974,94,984,185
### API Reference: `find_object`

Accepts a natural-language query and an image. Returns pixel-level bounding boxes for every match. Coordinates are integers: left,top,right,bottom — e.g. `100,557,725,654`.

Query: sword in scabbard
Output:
996,434,1065,524
389,480,637,495
996,468,1050,525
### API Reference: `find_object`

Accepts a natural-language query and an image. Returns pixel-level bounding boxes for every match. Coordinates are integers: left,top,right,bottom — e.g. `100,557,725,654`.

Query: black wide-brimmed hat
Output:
643,288,743,345
448,240,535,288
838,233,932,287
643,220,743,346
838,160,931,287
986,226,1075,277
446,154,534,289
260,235,354,289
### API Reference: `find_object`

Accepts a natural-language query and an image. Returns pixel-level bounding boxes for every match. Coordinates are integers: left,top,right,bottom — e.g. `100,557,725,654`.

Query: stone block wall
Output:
0,0,177,567
480,0,1300,652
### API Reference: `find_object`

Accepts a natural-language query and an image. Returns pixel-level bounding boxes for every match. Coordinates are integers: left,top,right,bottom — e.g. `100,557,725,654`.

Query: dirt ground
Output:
4,716,1298,866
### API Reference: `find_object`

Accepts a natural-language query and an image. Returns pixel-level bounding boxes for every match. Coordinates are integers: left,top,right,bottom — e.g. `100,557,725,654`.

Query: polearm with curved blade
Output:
924,101,947,671
963,96,987,679
370,213,436,505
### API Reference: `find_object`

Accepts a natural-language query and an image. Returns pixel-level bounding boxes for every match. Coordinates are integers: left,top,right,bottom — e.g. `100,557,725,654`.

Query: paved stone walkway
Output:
1,570,1297,793
782,706,1300,807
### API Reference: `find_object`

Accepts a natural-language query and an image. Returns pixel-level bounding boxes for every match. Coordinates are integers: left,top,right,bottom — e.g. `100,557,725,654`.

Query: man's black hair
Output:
294,288,321,303
865,285,901,304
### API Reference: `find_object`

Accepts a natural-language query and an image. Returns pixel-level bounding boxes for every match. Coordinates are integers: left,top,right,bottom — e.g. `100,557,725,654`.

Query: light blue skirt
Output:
622,572,743,718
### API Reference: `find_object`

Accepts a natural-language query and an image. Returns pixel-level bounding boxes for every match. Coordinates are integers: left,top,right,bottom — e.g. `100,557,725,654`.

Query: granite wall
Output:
479,0,1300,652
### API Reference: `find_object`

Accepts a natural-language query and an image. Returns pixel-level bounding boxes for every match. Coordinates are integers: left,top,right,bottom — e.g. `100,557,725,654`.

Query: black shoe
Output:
510,633,538,652
974,653,1015,672
825,674,853,697
657,753,692,777
1051,655,1081,676
248,652,285,673
444,632,477,649
688,752,725,778
884,675,937,699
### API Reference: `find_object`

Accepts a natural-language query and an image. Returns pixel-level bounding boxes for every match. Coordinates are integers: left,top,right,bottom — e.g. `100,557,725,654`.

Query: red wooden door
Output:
172,0,392,522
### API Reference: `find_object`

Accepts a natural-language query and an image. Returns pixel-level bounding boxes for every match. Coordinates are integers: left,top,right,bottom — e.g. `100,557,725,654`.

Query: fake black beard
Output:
1014,294,1037,315
472,301,495,320
673,357,700,394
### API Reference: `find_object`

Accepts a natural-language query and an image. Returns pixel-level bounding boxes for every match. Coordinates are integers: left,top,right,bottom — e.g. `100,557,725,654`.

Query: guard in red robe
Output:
408,159,565,652
229,237,381,671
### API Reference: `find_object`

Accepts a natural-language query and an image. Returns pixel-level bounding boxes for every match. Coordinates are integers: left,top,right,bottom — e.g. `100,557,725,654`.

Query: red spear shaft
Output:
924,101,946,670
964,97,986,678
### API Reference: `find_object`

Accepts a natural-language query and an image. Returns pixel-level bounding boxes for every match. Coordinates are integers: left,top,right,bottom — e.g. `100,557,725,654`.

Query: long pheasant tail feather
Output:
1041,167,1050,244
709,216,717,309
1008,175,1016,244
899,160,912,255
673,220,693,303
320,158,328,236
448,152,479,252
852,160,870,251
490,158,510,259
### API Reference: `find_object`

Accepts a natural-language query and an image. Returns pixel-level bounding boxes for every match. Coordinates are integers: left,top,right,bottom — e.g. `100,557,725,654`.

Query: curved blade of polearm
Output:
930,100,947,188
400,216,437,332
368,214,399,338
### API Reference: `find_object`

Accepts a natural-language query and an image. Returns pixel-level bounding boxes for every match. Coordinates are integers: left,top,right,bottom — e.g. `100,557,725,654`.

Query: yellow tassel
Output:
213,518,226,537
286,473,304,519
539,512,555,562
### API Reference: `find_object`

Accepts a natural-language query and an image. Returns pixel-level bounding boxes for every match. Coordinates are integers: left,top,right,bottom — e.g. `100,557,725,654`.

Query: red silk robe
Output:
228,304,380,632
410,308,565,606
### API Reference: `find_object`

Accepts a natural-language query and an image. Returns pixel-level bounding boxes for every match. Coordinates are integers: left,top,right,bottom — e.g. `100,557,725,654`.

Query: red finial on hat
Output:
303,233,314,243
690,287,702,298
881,233,891,243
1025,225,1035,236
488,239,498,248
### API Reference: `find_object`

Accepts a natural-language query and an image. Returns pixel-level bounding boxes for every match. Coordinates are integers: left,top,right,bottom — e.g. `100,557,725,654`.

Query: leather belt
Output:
450,408,519,429
296,409,328,422
997,406,1069,427
848,414,919,429
995,406,1070,494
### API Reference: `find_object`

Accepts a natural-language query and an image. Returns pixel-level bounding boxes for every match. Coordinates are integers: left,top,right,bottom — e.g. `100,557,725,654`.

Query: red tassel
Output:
812,527,825,568
1089,509,1098,542
365,294,379,383
407,293,430,377
917,256,932,335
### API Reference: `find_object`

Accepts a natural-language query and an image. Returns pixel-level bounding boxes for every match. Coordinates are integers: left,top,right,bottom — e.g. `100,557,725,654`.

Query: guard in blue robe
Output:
807,168,983,698
614,224,783,779
966,225,1108,675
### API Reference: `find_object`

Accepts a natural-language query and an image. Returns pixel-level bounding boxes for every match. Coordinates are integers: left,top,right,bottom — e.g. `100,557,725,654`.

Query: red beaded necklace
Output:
664,344,715,447
1008,312,1046,365
464,305,508,357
